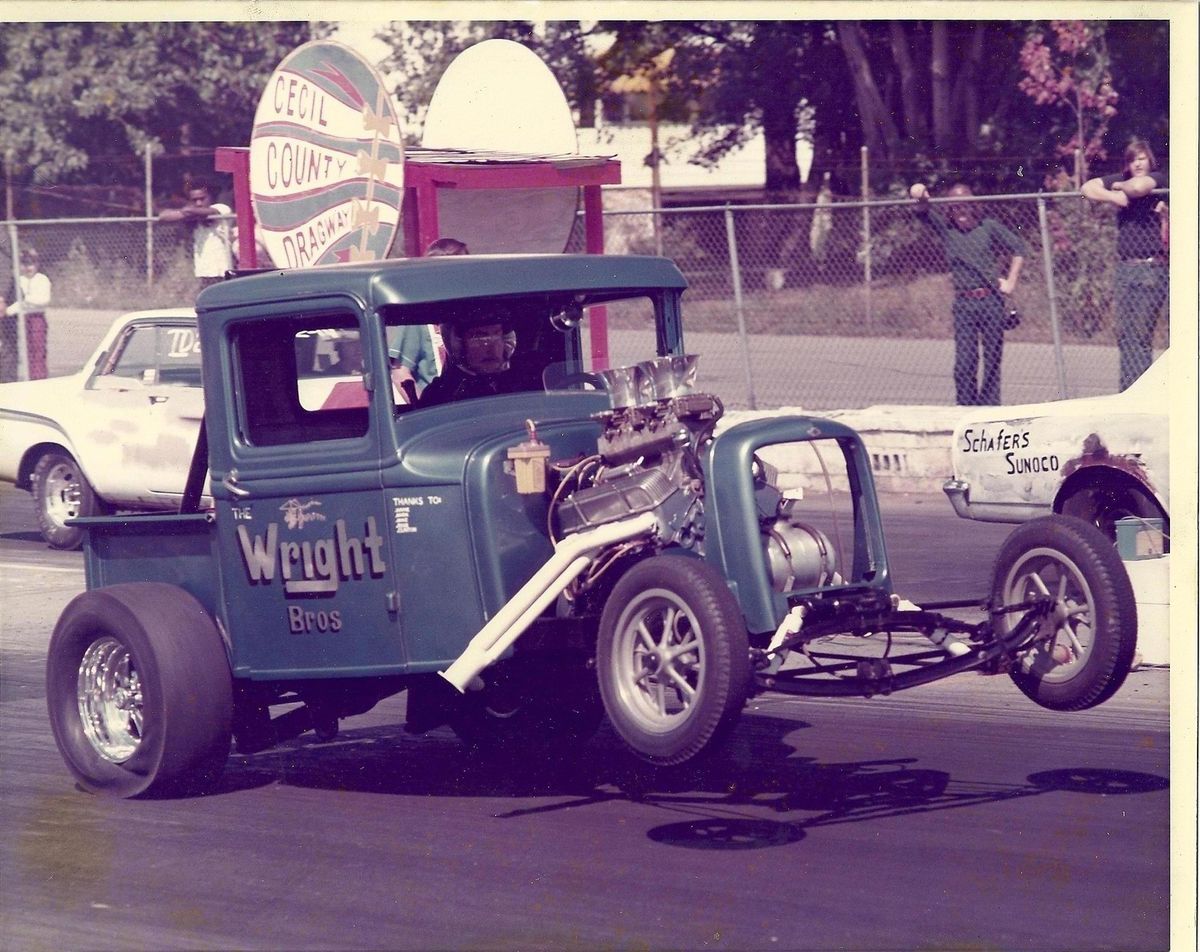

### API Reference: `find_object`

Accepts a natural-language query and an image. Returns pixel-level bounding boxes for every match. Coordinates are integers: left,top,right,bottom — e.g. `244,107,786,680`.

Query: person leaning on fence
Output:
909,182,1026,406
158,178,233,289
1080,139,1169,391
1,248,53,381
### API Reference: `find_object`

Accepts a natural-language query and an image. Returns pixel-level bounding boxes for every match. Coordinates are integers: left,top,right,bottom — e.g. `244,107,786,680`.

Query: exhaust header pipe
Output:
440,512,658,692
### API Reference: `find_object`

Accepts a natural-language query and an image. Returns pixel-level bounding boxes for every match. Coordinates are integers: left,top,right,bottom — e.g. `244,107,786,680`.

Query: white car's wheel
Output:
31,450,105,550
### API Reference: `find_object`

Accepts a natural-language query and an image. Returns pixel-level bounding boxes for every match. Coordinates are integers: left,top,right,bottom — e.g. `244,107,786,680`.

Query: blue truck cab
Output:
42,253,926,798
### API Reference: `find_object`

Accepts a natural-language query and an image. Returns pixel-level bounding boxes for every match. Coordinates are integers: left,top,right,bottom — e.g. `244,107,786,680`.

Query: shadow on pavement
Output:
207,712,1168,850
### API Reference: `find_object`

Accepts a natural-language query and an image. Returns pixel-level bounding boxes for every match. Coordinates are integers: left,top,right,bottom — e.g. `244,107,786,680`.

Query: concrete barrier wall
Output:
721,405,961,496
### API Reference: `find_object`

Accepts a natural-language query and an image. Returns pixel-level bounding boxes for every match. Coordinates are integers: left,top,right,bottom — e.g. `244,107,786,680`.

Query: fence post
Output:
145,143,154,287
861,146,872,329
1037,194,1070,399
4,149,28,382
723,205,757,410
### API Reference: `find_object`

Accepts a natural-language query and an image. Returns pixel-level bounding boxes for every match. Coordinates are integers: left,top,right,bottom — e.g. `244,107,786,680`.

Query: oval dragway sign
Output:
250,41,404,269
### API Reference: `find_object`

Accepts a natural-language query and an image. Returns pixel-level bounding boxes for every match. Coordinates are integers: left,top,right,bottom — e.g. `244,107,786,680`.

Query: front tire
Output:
46,583,234,797
992,516,1137,711
32,450,105,550
597,555,750,766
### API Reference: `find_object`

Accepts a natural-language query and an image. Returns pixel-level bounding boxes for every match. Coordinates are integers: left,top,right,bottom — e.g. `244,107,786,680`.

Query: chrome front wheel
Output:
598,555,749,766
992,516,1137,711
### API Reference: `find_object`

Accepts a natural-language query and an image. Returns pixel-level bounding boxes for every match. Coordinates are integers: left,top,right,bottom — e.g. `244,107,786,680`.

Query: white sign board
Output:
250,41,404,269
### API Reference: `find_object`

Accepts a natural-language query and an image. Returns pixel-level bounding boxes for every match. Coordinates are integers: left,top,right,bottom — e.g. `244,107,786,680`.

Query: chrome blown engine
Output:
550,356,838,594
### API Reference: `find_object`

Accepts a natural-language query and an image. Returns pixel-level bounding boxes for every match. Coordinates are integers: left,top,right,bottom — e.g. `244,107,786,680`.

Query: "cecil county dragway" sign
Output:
250,41,404,269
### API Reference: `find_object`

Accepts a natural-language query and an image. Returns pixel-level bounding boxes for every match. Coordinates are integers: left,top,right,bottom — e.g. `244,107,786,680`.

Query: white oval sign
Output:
250,41,404,269
420,39,579,255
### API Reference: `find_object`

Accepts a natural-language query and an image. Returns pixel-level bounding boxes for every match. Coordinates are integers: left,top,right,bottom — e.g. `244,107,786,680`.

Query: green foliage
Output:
0,22,310,188
50,235,202,310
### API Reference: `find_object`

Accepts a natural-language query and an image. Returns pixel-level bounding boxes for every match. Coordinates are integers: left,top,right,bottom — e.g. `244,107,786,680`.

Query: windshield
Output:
381,291,670,408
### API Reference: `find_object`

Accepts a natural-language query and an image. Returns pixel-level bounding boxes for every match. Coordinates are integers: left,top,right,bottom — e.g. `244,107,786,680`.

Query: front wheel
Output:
31,450,105,550
46,583,234,797
992,516,1137,711
597,555,750,766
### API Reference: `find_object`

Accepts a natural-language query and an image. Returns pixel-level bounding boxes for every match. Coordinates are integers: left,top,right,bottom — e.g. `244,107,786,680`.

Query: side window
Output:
158,326,203,387
296,328,369,411
233,314,370,447
92,324,203,389
102,325,159,383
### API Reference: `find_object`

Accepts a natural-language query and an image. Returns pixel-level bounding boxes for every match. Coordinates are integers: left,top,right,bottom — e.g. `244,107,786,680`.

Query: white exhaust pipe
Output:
440,512,658,692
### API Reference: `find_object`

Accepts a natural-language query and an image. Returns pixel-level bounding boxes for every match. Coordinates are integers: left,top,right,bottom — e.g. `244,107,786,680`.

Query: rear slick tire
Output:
46,583,234,798
992,516,1137,711
598,555,750,766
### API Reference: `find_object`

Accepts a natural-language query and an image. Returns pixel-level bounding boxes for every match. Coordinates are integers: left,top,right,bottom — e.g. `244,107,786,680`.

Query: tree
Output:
1017,20,1119,184
829,21,1032,188
0,22,311,198
1017,21,1121,339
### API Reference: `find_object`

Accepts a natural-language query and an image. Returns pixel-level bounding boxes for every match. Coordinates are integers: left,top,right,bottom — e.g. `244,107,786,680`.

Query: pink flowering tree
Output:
1019,21,1121,337
1018,20,1119,185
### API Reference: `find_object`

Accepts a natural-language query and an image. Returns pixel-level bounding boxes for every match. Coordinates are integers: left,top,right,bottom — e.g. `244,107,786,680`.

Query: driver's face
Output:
461,323,508,373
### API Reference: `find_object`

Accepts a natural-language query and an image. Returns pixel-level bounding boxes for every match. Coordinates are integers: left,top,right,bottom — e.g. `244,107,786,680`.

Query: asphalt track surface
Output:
0,486,1173,951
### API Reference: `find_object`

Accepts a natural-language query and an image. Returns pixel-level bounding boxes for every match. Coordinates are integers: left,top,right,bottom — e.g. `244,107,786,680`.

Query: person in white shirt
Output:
158,178,233,288
1,248,52,380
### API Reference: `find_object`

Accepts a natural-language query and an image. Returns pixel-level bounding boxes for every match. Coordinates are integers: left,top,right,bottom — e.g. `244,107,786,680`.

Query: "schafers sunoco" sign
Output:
250,41,404,269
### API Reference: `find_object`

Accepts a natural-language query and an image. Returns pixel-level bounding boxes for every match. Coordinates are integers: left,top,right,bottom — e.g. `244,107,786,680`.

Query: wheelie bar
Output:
755,601,1054,698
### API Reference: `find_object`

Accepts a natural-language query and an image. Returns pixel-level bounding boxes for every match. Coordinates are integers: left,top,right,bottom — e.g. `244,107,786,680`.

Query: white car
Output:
0,310,404,548
943,352,1169,543
0,309,206,549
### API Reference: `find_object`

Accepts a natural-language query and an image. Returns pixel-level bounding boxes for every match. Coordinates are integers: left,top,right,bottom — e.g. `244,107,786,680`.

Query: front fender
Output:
702,416,891,635
0,412,83,489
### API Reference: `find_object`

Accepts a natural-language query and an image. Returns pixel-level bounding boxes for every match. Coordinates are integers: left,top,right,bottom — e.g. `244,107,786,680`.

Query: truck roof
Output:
195,254,687,313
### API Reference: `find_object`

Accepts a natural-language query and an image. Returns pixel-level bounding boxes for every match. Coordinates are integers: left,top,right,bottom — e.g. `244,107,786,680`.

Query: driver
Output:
418,315,524,406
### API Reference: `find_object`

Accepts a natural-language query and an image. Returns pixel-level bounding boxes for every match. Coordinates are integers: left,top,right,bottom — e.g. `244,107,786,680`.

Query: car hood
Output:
0,374,88,417
951,353,1169,431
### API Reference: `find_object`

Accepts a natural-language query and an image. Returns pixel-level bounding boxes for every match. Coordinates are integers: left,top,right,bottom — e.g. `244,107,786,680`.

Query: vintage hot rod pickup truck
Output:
46,254,1138,797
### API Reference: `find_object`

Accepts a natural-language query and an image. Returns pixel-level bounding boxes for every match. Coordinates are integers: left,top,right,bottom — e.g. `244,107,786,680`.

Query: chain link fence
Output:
2,191,1169,404
598,191,1170,409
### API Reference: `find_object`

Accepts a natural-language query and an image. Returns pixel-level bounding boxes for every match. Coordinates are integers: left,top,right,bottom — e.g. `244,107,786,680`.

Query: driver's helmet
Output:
441,315,517,375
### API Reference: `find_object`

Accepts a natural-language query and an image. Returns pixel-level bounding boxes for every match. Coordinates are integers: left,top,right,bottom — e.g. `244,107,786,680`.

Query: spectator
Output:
158,178,233,288
910,182,1026,406
1081,139,1169,390
2,248,52,381
389,237,465,402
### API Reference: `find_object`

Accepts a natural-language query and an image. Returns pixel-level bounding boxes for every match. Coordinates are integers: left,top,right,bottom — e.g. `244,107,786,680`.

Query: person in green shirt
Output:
910,182,1026,405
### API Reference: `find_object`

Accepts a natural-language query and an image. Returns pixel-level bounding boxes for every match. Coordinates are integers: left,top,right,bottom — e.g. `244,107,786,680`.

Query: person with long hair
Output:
1081,139,1169,390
